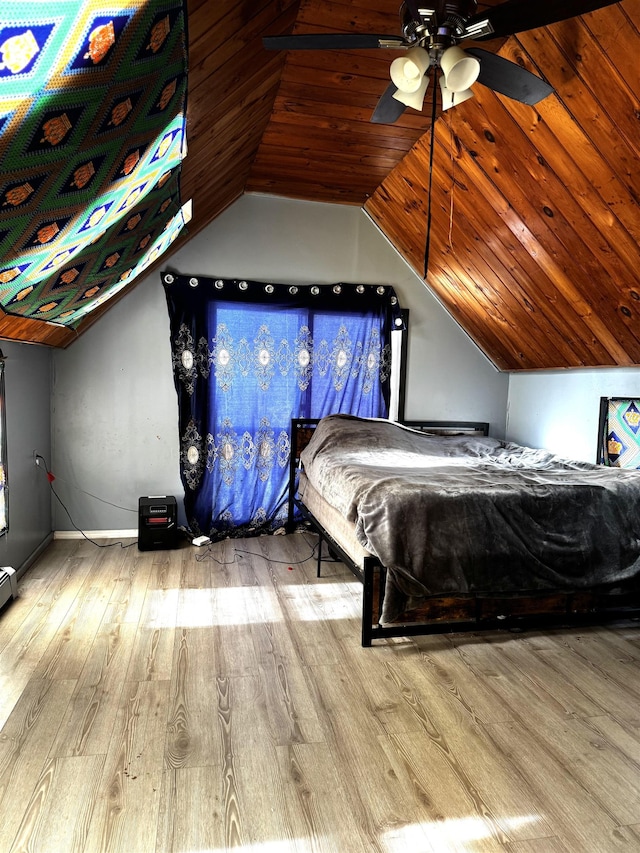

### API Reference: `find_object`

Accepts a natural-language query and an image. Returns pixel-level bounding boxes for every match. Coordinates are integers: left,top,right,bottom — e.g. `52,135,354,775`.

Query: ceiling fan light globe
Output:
390,46,430,93
439,76,474,110
441,46,480,93
392,74,429,111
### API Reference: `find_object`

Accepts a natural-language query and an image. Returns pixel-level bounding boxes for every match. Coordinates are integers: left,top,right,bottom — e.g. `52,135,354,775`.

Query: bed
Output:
288,414,640,646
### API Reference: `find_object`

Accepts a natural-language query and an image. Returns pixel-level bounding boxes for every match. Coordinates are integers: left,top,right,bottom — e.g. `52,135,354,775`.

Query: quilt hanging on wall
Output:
0,0,188,328
601,398,640,469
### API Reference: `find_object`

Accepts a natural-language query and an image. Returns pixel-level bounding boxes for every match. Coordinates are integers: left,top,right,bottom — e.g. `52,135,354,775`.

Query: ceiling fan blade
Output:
466,48,554,105
402,0,423,22
263,33,407,51
465,0,620,42
371,83,407,124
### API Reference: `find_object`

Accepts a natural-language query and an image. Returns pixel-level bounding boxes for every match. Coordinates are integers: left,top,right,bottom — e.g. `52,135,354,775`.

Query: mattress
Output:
298,472,373,571
299,414,640,619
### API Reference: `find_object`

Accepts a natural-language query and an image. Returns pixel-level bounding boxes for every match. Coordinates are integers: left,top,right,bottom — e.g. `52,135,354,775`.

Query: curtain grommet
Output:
164,273,174,284
189,277,199,287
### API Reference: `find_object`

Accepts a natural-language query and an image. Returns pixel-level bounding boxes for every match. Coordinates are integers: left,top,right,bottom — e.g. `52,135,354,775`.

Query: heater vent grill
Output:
0,566,17,610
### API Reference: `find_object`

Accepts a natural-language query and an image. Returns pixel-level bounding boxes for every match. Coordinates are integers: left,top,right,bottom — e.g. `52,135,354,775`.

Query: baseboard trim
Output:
17,532,54,580
54,529,138,540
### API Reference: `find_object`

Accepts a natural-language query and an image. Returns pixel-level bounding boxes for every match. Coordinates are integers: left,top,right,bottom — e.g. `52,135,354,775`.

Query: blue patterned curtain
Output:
163,272,403,539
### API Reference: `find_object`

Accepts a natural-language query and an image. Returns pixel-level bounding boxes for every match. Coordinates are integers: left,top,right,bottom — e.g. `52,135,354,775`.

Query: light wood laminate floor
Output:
1,533,640,852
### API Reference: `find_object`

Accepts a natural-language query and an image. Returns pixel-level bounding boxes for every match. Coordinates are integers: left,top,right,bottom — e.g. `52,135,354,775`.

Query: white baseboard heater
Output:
0,566,17,610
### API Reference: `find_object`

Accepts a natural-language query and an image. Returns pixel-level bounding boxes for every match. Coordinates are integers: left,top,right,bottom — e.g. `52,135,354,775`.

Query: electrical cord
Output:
35,454,136,549
34,455,137,513
35,455,344,562
194,533,334,568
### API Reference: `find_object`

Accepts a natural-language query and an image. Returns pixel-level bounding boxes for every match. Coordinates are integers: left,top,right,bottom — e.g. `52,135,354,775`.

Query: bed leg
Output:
317,532,323,578
361,561,376,646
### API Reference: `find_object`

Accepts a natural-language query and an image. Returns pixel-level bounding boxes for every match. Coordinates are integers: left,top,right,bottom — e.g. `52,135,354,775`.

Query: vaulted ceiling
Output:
4,0,640,371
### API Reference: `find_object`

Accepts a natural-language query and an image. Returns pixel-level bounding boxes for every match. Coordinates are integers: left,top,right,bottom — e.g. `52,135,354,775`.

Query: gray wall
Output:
507,368,640,462
51,194,509,532
0,340,52,575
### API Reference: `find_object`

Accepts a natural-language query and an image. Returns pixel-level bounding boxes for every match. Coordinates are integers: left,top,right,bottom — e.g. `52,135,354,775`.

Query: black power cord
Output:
35,454,136,549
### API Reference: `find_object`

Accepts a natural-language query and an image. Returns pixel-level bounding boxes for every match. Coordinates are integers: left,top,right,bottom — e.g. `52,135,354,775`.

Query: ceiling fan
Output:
263,0,619,124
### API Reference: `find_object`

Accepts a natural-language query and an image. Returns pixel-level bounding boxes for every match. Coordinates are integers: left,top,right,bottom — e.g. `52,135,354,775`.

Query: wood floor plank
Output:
238,532,352,665
378,728,532,850
501,712,640,826
308,661,445,847
450,632,607,720
0,544,99,726
541,629,640,705
587,714,640,766
377,658,556,845
8,754,103,853
32,572,113,682
208,538,262,678
252,638,327,746
334,636,427,734
505,838,571,852
2,532,640,852
0,575,53,649
518,643,640,724
486,719,640,851
0,678,77,851
125,586,179,682
164,624,222,770
148,547,184,592
103,546,155,625
155,765,225,853
83,679,170,853
407,635,515,727
49,621,137,758
275,742,373,853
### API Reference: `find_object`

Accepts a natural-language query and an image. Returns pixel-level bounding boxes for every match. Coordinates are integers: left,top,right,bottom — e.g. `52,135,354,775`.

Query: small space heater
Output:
138,496,178,551
0,566,17,610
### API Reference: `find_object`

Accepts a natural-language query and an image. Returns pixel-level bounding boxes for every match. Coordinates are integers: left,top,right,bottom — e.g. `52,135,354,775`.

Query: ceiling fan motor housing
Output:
401,0,479,61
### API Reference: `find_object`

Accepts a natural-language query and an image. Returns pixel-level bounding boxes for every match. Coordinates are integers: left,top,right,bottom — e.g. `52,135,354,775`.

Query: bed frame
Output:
287,418,640,646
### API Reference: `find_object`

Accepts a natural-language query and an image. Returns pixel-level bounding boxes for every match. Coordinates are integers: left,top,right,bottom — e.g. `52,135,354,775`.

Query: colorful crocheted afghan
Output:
603,399,640,469
0,0,188,327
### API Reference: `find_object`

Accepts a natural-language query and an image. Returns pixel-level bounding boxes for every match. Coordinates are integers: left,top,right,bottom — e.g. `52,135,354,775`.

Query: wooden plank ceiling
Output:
4,0,640,371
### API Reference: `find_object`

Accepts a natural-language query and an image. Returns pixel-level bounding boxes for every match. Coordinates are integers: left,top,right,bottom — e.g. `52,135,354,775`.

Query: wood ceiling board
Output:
450,87,640,358
365,4,640,369
420,151,597,368
367,150,570,370
4,0,640,364
0,314,75,348
366,101,632,368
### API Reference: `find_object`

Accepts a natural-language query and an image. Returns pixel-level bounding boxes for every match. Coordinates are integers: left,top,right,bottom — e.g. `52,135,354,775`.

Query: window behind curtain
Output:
0,356,7,535
164,274,403,540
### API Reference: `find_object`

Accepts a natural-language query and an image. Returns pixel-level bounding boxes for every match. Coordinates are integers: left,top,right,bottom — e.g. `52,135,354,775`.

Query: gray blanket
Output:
300,415,640,620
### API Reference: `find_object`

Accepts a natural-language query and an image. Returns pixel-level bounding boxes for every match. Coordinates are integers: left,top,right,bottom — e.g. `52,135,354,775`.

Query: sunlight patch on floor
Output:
382,814,540,851
148,583,358,628
167,815,540,853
